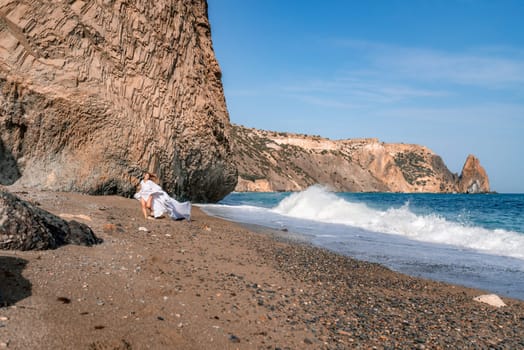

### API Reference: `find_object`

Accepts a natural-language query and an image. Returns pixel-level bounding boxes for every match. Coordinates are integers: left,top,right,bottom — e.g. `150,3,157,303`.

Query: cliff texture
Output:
0,0,237,202
232,125,490,193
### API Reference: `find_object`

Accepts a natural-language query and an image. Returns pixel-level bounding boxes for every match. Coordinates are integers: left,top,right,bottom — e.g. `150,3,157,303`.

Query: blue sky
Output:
207,1,524,193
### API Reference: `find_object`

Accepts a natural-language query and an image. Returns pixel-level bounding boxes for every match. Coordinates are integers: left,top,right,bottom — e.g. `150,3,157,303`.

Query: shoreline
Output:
209,190,524,301
1,189,523,349
205,216,524,302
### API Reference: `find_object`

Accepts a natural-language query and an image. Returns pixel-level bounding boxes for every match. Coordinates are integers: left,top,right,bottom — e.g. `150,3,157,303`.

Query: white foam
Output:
272,185,524,260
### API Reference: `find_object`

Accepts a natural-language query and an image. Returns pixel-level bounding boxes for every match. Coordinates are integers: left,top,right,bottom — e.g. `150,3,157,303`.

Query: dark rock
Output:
228,334,240,343
0,190,101,250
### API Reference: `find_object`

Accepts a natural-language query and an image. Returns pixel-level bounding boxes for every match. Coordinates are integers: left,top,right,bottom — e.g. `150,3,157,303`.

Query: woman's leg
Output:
146,195,154,217
140,198,148,219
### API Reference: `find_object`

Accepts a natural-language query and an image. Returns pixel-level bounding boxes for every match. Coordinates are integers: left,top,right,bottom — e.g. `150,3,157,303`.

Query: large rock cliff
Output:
232,125,490,193
0,0,237,202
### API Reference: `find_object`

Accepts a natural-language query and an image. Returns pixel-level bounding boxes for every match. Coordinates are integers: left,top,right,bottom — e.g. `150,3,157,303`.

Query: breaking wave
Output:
273,185,524,260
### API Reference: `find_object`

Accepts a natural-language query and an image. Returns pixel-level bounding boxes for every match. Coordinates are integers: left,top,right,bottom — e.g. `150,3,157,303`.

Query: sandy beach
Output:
1,189,523,349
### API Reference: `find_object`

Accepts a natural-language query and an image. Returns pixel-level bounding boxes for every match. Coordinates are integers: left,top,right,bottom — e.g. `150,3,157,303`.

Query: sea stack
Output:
458,155,490,193
0,0,237,202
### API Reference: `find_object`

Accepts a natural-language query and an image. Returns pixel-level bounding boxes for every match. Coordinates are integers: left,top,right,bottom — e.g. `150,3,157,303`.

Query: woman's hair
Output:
145,172,159,184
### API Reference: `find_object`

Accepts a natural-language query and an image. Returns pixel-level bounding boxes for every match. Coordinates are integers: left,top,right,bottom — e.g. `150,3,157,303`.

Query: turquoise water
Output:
219,191,524,234
200,186,524,300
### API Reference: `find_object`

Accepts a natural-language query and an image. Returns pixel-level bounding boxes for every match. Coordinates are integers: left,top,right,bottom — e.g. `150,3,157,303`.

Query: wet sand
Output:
1,190,523,349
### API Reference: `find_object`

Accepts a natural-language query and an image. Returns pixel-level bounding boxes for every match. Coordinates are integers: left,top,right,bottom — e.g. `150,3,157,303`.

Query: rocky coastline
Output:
232,125,490,194
1,188,523,349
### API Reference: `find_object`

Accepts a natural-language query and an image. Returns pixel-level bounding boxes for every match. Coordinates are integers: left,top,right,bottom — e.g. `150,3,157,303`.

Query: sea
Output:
199,185,524,300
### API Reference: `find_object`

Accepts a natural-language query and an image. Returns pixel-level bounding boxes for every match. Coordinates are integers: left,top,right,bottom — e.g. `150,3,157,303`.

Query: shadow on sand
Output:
0,256,31,307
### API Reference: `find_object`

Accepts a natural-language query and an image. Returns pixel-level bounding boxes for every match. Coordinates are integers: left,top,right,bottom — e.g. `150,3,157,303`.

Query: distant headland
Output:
231,124,490,194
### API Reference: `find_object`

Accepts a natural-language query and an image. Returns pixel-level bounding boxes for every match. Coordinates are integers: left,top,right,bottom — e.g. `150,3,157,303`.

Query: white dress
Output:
134,180,191,220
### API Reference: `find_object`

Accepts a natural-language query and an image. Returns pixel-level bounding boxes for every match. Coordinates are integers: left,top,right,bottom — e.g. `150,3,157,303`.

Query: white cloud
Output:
371,103,524,125
284,93,362,110
334,39,524,88
282,76,450,107
225,38,524,135
261,39,524,114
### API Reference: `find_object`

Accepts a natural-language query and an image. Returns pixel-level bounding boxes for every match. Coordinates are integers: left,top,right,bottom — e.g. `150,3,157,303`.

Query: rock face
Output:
0,190,100,250
232,125,490,193
458,155,490,193
0,0,237,202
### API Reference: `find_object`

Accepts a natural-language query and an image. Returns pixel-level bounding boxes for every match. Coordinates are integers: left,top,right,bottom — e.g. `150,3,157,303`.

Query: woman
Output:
134,172,191,221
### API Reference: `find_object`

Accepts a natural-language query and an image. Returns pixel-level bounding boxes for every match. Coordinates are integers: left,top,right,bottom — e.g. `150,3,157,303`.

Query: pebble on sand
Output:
59,213,92,221
229,334,241,343
473,294,506,307
103,224,117,232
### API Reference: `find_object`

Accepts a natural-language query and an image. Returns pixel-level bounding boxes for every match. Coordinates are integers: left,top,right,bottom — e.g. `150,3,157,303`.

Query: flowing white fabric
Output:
134,180,191,220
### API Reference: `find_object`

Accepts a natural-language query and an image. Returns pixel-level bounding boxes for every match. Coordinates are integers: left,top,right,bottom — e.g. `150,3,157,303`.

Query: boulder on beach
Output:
0,190,101,250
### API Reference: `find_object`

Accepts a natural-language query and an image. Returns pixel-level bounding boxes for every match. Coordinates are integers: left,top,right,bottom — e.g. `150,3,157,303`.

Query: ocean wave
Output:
272,185,524,260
